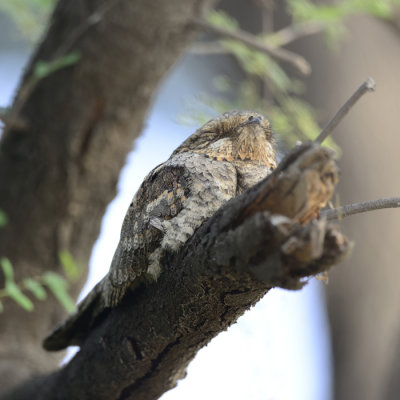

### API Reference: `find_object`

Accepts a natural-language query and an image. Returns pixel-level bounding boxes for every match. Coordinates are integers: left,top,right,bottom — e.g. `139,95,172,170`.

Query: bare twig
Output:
52,0,121,59
194,18,311,75
267,20,324,47
313,77,399,222
4,0,122,135
315,77,376,144
191,21,323,56
190,41,227,54
321,197,400,220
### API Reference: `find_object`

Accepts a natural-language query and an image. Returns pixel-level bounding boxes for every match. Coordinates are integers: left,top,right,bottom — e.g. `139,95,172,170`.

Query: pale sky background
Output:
0,16,332,400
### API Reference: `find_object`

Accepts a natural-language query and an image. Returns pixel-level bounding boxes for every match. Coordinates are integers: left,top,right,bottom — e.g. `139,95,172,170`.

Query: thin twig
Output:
315,77,376,144
190,42,227,54
267,20,324,47
4,0,122,134
321,197,400,220
194,19,311,75
52,0,121,59
191,21,324,56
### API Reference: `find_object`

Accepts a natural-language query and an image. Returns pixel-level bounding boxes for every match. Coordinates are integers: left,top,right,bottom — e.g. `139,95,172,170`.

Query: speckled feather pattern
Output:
43,110,277,350
106,152,238,306
105,111,276,306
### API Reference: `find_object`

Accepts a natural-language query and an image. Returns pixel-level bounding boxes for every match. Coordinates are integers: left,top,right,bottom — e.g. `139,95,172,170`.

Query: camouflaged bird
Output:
43,110,277,351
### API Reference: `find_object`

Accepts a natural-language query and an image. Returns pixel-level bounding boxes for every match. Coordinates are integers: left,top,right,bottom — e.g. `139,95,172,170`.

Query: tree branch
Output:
0,108,27,131
190,21,324,55
315,77,376,144
0,0,217,395
4,143,350,400
194,18,312,75
190,41,226,54
322,197,400,220
267,20,324,47
3,0,123,128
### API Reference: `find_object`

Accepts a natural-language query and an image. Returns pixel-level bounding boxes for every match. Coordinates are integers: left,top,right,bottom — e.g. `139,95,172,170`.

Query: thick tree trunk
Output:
0,1,355,398
0,0,216,395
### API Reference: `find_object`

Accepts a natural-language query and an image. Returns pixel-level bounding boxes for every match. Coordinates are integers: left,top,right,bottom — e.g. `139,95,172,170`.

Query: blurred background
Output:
1,1,400,399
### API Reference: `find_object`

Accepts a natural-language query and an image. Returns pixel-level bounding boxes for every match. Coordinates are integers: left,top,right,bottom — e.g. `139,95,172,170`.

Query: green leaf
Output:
58,250,81,282
288,0,400,22
34,62,51,79
1,257,14,282
42,272,75,313
5,281,34,311
221,40,293,93
23,278,47,300
207,10,239,31
0,300,3,313
34,52,81,79
0,210,8,228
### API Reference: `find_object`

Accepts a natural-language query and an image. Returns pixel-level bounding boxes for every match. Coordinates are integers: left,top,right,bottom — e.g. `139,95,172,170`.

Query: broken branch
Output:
4,143,350,400
315,77,376,144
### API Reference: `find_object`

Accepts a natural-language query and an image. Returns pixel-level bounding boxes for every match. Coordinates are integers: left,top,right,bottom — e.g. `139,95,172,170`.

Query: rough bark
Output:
0,0,216,395
3,143,351,400
296,14,400,400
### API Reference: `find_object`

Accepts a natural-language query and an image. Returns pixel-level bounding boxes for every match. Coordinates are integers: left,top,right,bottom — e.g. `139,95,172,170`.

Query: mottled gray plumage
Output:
43,110,277,351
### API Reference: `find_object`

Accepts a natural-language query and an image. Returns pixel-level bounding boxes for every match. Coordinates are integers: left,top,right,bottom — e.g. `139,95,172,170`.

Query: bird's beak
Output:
241,116,262,127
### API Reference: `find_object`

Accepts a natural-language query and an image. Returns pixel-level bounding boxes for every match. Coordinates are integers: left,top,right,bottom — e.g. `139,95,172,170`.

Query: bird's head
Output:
173,110,276,169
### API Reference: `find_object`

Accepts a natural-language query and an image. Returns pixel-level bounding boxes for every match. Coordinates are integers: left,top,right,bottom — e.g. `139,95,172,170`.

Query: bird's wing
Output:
105,163,191,306
42,163,192,350
43,155,237,351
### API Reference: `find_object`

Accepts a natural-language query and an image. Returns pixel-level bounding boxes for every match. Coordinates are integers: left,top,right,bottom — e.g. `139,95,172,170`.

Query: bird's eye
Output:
248,116,254,122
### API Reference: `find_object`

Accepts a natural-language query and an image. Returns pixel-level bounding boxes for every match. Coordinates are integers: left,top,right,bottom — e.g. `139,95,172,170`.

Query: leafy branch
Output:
189,1,400,150
194,16,311,75
0,255,80,313
188,8,332,149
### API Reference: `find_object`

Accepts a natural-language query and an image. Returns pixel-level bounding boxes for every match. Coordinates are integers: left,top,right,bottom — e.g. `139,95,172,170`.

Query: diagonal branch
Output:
4,143,350,400
0,0,218,395
315,77,376,144
267,20,324,47
194,18,311,75
190,21,324,55
3,0,123,129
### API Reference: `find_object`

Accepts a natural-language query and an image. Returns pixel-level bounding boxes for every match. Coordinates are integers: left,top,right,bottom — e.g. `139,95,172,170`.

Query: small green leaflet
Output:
42,272,75,313
1,258,34,311
34,52,81,79
59,250,81,282
0,210,8,228
1,257,14,282
23,278,47,300
5,281,34,311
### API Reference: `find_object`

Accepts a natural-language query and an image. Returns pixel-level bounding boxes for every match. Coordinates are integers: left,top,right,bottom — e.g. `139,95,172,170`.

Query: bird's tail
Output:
43,279,106,351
